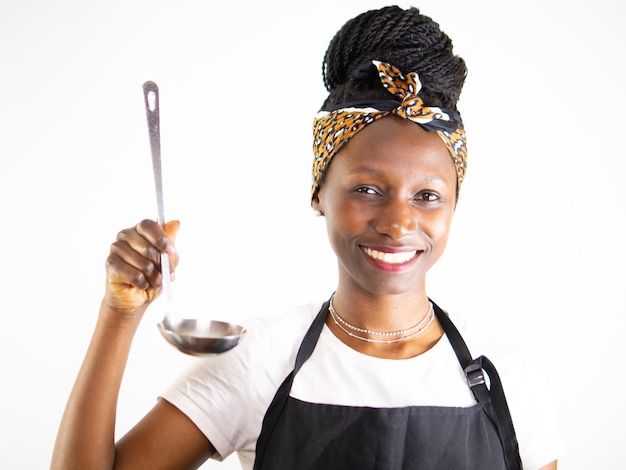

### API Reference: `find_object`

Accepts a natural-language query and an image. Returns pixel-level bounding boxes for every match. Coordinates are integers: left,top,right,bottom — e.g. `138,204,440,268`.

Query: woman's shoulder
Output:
234,300,327,369
246,300,324,329
444,308,521,365
445,307,567,468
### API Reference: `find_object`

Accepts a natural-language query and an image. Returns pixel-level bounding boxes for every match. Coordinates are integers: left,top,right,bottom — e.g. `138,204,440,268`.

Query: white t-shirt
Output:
161,301,566,470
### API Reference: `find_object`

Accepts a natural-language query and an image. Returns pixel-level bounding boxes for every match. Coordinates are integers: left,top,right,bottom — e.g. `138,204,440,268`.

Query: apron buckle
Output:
464,362,486,388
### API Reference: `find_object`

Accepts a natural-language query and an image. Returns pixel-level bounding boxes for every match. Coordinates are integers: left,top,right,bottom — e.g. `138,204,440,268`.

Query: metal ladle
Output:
142,81,246,356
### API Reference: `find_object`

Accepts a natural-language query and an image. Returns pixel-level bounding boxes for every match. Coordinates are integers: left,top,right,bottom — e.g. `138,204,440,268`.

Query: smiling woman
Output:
49,5,565,470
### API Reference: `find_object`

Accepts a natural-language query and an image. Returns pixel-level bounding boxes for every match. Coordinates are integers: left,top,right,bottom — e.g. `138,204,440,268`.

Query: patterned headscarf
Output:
311,60,467,201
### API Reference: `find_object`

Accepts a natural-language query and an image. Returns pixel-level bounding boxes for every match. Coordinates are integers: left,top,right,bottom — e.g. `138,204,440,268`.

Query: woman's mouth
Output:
364,247,418,264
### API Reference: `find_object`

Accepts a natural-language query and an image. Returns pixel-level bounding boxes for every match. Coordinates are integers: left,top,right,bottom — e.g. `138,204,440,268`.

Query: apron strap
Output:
431,300,523,470
253,300,330,470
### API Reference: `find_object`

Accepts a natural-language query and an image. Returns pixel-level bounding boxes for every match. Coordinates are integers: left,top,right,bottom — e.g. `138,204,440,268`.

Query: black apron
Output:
253,299,522,470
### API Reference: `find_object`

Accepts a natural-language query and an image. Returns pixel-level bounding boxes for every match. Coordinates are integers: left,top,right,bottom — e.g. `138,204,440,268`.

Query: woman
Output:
51,5,564,469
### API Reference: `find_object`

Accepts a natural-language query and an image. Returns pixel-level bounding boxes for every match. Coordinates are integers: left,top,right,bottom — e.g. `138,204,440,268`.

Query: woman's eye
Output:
416,191,439,202
354,186,380,195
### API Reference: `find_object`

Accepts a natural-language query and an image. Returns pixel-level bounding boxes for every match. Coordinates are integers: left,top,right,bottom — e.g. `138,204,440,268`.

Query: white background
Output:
1,0,624,468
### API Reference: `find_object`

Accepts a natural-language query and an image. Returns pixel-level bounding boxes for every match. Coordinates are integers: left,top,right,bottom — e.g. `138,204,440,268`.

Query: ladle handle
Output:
142,81,173,305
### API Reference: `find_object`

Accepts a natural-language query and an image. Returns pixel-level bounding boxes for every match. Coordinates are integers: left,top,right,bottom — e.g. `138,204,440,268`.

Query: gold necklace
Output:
328,298,434,344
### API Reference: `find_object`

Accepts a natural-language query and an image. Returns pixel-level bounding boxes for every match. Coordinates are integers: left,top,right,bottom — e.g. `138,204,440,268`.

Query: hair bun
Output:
321,6,466,111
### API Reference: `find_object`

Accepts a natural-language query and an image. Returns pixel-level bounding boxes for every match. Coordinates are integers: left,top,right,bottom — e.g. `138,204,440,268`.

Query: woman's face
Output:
314,117,457,296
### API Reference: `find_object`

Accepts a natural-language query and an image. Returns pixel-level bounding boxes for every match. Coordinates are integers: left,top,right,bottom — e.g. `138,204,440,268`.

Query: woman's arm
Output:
51,220,215,469
114,398,215,469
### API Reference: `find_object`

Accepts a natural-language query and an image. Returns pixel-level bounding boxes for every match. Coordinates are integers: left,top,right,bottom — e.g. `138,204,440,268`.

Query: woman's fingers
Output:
108,238,159,290
103,219,180,313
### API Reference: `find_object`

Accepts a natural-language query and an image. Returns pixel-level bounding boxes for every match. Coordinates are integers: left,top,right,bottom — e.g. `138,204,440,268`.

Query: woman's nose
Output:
373,199,418,239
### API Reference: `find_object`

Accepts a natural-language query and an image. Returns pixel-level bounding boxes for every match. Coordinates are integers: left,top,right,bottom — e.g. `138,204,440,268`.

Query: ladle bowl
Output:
143,80,247,356
157,318,247,356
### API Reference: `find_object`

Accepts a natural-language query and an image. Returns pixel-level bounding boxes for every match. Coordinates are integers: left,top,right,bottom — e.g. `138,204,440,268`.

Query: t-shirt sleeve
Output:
160,332,258,460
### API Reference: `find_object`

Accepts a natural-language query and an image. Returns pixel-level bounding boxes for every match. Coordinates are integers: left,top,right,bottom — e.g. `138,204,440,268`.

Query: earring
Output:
313,209,323,217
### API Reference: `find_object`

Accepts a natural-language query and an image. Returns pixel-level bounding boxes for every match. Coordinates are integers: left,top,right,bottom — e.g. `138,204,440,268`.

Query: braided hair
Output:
321,6,467,112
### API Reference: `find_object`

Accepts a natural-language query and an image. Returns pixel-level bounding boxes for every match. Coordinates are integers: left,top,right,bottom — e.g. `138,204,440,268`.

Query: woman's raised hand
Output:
104,219,180,315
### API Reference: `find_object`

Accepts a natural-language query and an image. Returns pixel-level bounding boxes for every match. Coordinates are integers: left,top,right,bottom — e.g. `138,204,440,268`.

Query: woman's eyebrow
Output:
348,166,446,182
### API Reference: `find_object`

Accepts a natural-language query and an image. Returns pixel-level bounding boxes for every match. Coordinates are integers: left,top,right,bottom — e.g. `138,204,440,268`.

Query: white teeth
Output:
365,248,417,264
